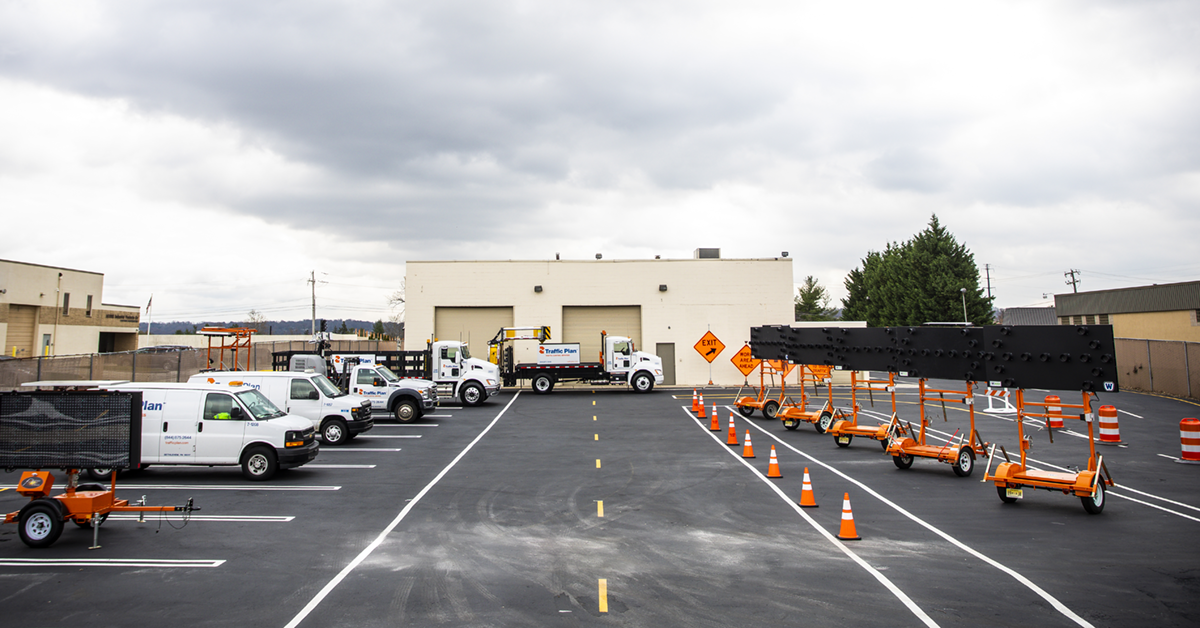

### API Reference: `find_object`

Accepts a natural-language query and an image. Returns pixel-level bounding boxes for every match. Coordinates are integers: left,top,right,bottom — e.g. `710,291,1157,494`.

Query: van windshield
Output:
312,375,344,397
235,389,287,420
375,367,399,382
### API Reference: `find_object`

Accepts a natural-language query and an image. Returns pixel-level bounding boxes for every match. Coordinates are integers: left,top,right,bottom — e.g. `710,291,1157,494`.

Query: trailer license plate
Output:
1006,488,1024,499
784,420,796,428
838,437,850,445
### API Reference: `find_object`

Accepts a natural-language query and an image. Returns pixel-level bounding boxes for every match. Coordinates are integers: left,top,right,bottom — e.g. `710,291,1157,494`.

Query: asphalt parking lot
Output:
1,382,1198,627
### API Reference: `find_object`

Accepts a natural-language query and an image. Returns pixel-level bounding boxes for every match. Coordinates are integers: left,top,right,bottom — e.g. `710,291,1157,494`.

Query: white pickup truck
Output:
286,354,439,422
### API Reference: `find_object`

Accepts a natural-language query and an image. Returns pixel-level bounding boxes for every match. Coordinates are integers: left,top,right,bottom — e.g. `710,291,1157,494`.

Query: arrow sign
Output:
767,359,796,378
694,331,725,363
731,345,762,376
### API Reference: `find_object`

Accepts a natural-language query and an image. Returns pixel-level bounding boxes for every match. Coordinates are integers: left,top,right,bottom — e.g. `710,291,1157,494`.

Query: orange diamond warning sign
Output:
694,331,725,363
731,345,761,376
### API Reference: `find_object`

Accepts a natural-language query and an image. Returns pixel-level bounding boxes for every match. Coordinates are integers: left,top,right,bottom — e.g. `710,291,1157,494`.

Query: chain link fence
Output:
1114,338,1199,401
0,340,396,391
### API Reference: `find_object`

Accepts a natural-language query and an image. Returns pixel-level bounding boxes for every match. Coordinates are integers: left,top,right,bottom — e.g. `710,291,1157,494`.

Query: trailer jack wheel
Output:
1082,480,1106,515
893,453,914,469
952,447,976,477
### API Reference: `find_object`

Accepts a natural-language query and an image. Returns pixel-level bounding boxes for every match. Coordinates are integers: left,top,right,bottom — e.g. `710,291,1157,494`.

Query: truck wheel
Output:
892,453,914,469
393,399,418,423
632,372,653,393
19,499,64,548
1082,480,1106,514
532,374,554,394
322,419,349,445
461,382,485,407
816,411,834,434
241,446,278,481
763,400,780,419
952,447,975,477
87,468,115,481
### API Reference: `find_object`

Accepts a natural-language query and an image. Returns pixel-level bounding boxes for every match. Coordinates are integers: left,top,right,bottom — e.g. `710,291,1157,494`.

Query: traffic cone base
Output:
837,492,861,541
742,430,756,458
767,445,782,478
798,467,818,508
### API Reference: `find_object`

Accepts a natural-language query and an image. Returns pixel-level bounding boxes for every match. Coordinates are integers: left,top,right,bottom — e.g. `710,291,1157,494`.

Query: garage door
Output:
434,307,513,360
562,306,641,364
4,305,37,358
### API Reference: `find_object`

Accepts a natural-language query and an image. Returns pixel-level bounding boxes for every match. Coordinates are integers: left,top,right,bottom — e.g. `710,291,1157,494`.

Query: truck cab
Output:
602,333,665,391
429,341,501,406
344,363,439,421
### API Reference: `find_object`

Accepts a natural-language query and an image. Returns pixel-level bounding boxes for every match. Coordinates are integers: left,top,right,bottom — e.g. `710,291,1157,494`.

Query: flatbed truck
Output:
490,329,664,394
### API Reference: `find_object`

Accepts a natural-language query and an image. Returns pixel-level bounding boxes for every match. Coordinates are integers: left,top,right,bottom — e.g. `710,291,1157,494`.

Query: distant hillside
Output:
141,319,391,335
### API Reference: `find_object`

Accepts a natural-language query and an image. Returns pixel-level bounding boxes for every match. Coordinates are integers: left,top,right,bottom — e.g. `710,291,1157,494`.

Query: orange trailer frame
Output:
200,327,255,372
734,361,788,419
827,371,900,450
4,469,199,548
777,365,835,433
983,390,1114,514
885,379,990,477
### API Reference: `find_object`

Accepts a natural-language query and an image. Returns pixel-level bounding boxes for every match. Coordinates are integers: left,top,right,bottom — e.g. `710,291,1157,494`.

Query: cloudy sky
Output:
2,0,1197,325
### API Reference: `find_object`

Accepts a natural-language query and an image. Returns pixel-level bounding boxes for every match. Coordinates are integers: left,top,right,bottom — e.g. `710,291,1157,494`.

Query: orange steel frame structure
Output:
734,361,788,419
984,390,1114,513
827,371,900,450
776,365,835,433
885,379,990,476
4,469,197,548
201,327,255,372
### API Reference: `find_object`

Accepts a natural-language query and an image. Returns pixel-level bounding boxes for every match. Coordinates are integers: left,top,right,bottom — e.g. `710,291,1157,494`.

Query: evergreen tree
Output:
794,276,838,321
336,321,350,335
840,215,994,326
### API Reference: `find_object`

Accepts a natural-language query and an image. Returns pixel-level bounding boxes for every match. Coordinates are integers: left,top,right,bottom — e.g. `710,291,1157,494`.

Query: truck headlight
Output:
487,379,497,386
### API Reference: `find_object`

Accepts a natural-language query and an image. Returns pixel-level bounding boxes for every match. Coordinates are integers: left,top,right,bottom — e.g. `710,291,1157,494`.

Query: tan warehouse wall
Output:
1112,311,1200,344
405,258,795,386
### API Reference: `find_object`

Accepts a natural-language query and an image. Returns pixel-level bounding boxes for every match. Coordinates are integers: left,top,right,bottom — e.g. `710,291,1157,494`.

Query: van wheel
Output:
393,400,418,423
632,372,653,393
532,374,554,394
241,446,278,481
19,499,64,548
461,383,485,407
87,468,115,481
322,419,349,445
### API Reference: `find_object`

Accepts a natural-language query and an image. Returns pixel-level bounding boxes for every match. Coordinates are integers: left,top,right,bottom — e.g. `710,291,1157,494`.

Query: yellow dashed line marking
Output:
597,500,604,517
596,459,601,469
594,434,598,441
592,400,596,406
598,579,608,612
593,415,597,421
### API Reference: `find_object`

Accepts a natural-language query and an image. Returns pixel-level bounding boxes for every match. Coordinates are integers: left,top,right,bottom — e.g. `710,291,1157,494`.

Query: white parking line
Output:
687,408,939,627
1158,453,1180,461
371,423,439,427
106,514,294,522
1118,409,1143,419
424,414,455,417
354,435,422,439
304,464,377,469
285,391,522,628
319,448,402,452
0,558,225,568
720,405,1097,628
114,485,341,491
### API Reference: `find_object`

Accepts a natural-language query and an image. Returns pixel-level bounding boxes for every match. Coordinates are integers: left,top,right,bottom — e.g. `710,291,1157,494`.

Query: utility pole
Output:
1064,269,1081,293
309,271,317,336
984,264,993,300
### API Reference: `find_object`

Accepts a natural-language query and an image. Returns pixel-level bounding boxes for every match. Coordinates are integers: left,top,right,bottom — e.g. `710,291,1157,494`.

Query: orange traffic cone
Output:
709,407,721,431
692,389,699,412
698,394,706,419
742,430,756,458
726,414,739,446
837,493,861,541
798,467,818,508
767,445,782,478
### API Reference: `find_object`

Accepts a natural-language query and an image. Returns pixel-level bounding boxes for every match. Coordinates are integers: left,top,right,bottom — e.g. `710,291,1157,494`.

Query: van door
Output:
194,392,248,463
288,377,322,423
159,390,201,464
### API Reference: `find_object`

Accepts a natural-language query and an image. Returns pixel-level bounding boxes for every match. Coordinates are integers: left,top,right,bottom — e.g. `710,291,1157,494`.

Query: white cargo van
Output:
103,382,318,481
190,371,373,445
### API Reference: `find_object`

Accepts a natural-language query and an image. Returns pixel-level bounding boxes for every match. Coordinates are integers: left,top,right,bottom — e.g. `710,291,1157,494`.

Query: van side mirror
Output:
230,407,244,420
308,390,320,400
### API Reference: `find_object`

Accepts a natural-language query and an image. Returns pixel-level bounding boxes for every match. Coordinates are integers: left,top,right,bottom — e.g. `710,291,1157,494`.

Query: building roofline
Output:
1055,280,1200,316
407,258,792,264
0,258,104,276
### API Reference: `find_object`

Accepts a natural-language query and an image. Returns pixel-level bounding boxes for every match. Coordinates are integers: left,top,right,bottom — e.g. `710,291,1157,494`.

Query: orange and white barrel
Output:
1096,405,1122,445
1045,395,1064,429
1180,418,1200,464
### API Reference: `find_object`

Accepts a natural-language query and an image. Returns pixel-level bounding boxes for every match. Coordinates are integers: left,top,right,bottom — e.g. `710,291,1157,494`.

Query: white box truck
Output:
190,371,374,445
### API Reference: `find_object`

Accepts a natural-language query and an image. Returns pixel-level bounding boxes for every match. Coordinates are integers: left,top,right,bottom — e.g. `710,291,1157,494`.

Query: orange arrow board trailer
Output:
694,332,725,363
984,390,1114,514
827,371,899,450
885,379,990,477
734,359,788,419
776,365,835,433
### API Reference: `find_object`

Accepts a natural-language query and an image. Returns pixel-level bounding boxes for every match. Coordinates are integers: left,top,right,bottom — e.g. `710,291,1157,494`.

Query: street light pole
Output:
960,288,968,323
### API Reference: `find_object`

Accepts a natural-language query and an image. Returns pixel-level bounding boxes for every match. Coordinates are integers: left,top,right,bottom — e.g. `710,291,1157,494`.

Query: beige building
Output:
1055,281,1200,343
1,259,141,357
404,254,794,386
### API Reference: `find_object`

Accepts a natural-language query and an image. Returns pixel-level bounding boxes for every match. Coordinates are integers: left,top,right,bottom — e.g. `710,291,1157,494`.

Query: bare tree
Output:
245,309,267,332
